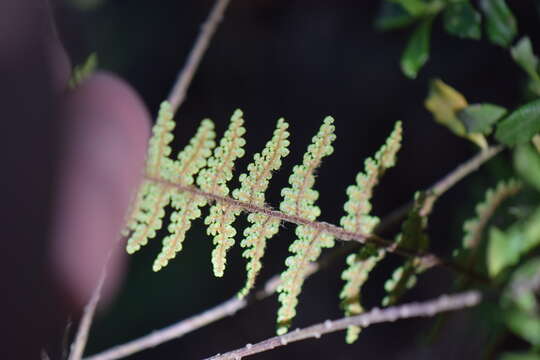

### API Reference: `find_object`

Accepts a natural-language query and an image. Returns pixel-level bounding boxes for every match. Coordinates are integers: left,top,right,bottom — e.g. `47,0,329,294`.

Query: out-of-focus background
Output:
49,0,538,358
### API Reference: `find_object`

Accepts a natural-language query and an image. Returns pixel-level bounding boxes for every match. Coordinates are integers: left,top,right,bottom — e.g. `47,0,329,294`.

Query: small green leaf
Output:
511,37,540,82
443,1,481,40
496,99,540,146
375,2,417,31
500,352,540,360
514,143,540,192
504,308,540,346
69,53,98,89
457,103,507,134
401,18,432,79
503,257,540,314
390,0,427,16
480,0,517,48
487,226,513,277
487,207,540,277
425,79,488,148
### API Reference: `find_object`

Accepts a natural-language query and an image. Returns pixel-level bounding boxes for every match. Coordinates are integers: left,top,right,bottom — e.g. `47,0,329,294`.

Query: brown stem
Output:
144,175,490,283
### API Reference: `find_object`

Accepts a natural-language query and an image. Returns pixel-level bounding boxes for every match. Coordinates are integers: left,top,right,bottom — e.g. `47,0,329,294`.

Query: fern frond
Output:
462,179,522,250
339,121,402,343
277,117,336,335
197,110,247,277
383,192,430,307
152,119,216,271
237,119,290,295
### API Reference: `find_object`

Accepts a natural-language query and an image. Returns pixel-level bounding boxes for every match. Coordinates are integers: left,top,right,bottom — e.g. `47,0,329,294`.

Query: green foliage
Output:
375,2,418,30
443,1,481,40
496,99,540,146
487,206,540,277
425,79,488,148
480,0,517,48
69,53,98,89
462,179,522,251
457,104,507,135
500,353,540,360
390,0,428,17
515,143,540,192
511,37,540,96
401,18,433,79
383,192,430,307
512,37,540,82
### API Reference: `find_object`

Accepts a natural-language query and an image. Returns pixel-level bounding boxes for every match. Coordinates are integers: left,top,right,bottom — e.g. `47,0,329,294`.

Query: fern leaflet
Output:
383,192,430,307
236,119,290,295
277,117,336,335
339,121,402,343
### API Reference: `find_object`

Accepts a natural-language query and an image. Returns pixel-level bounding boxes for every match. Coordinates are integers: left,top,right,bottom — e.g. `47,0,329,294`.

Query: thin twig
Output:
377,145,504,229
68,253,110,360
204,291,482,360
84,146,499,360
84,297,247,360
166,0,231,114
83,253,331,360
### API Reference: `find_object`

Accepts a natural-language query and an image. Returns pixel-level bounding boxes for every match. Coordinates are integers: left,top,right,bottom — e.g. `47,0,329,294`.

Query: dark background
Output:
50,0,539,358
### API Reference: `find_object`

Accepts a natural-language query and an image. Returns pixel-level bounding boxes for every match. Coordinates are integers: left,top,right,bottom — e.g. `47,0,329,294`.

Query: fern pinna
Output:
124,101,404,336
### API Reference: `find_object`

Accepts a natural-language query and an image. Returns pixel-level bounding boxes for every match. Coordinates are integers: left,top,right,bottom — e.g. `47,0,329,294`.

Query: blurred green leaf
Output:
458,103,507,134
69,53,98,89
480,0,517,47
425,79,488,148
443,1,481,40
496,99,540,145
512,37,540,82
375,2,417,31
500,352,540,360
504,308,540,346
488,226,514,277
487,207,540,277
515,143,540,192
503,257,540,313
390,0,427,16
401,18,433,79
